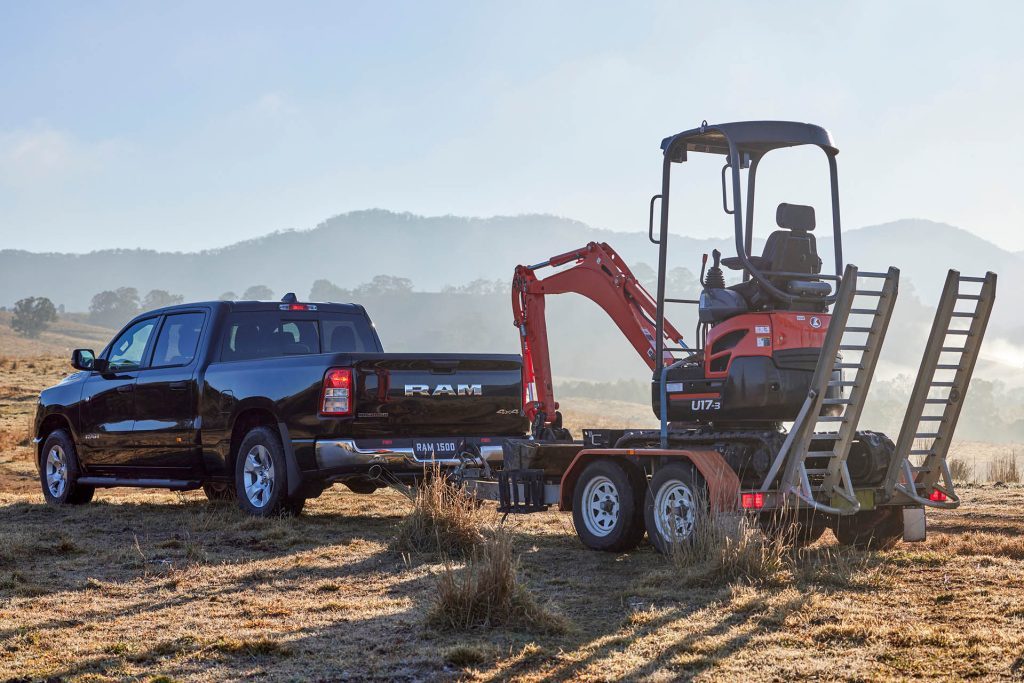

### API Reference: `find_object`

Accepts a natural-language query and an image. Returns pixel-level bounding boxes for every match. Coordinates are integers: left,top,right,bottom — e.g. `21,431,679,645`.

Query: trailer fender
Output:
558,448,739,513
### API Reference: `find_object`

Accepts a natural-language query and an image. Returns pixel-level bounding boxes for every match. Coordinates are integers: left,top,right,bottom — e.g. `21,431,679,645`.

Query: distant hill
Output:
2,210,1020,384
0,210,1014,312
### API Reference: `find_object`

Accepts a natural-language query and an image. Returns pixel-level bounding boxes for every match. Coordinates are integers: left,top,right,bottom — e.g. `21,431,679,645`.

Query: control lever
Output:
702,250,725,290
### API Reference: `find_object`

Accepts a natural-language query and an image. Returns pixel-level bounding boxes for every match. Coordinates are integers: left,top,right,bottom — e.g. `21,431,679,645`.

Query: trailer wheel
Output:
644,461,707,555
833,507,903,550
572,460,645,552
758,510,829,547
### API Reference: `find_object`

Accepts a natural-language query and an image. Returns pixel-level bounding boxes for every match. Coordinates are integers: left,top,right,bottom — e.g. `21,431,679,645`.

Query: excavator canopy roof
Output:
661,120,838,158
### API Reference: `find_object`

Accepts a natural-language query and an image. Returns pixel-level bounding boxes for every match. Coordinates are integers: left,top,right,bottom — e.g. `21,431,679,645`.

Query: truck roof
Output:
142,298,369,317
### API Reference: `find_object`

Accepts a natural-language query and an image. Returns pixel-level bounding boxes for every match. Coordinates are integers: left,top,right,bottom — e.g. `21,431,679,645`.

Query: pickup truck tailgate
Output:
349,354,526,437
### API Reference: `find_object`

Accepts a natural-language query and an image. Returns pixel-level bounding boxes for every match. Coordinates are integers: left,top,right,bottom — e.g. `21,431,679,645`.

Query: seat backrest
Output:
760,203,822,278
328,326,358,352
761,230,820,276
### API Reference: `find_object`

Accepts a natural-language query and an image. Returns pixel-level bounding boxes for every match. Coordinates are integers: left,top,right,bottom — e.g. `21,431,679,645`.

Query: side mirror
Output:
71,349,103,372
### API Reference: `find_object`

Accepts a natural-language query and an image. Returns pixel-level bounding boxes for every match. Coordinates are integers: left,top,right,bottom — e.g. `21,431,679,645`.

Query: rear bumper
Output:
313,437,505,474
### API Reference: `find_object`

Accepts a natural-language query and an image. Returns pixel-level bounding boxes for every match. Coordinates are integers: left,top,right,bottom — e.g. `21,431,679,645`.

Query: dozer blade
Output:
883,270,997,508
760,264,899,514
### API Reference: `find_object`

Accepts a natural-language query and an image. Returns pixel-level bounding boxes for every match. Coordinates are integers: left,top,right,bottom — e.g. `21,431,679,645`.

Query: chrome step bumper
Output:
315,439,505,471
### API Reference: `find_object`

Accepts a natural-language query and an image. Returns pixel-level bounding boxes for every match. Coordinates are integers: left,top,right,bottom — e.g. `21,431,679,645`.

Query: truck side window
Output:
222,312,320,361
107,318,158,370
152,312,206,367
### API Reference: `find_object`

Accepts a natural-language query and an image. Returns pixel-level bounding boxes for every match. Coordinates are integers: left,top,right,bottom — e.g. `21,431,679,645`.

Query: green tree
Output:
142,289,184,311
309,279,352,302
11,296,58,338
242,285,274,300
89,288,140,328
354,275,413,296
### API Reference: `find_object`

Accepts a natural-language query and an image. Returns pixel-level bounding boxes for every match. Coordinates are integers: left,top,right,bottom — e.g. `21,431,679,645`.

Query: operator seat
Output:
724,203,828,311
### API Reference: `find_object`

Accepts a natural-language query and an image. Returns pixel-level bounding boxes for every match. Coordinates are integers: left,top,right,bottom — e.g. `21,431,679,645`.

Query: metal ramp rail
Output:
883,270,997,508
760,264,900,514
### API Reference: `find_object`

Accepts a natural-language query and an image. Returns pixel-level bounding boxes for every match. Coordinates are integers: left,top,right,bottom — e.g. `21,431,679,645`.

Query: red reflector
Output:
481,438,491,443
382,439,392,445
929,489,948,502
741,492,765,509
321,368,353,415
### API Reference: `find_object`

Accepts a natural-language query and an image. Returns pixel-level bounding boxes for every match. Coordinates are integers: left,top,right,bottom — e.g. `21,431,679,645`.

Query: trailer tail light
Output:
741,492,765,510
321,368,353,415
929,489,948,502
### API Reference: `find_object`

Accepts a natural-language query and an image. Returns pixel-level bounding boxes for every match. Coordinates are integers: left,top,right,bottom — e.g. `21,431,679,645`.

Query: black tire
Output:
758,510,831,547
202,481,235,502
833,507,903,550
39,429,95,506
233,426,304,517
571,459,645,552
644,461,707,555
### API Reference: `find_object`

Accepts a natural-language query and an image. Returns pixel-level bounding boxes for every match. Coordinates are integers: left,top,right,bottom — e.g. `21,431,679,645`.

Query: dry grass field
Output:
2,358,1024,681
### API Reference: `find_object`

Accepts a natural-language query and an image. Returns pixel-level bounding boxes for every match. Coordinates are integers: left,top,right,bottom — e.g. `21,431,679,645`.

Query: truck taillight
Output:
741,492,765,509
321,368,353,416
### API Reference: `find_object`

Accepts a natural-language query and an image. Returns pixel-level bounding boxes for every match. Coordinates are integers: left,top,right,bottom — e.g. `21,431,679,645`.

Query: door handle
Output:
116,384,134,393
169,381,189,391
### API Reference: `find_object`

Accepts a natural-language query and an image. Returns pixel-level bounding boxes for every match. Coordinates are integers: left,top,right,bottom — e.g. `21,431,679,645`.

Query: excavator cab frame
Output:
652,120,846,375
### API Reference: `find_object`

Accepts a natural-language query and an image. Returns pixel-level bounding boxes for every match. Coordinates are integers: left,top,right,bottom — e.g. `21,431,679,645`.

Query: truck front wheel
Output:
39,429,94,506
571,459,645,552
234,427,305,517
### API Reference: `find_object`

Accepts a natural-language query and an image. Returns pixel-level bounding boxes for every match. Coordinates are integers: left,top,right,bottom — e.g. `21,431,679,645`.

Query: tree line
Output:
9,260,696,336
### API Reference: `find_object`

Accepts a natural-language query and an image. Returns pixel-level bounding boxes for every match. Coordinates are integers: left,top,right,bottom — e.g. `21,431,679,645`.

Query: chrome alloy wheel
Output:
653,479,696,542
581,475,620,537
45,444,68,498
243,445,276,508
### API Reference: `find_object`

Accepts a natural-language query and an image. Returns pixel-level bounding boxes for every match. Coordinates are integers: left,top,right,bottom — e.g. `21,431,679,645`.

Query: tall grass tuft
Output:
987,454,1020,483
668,509,791,586
947,458,974,483
428,526,568,634
392,464,487,556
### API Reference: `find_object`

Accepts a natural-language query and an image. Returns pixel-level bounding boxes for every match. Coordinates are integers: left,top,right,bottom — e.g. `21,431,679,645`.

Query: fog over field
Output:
3,209,1023,440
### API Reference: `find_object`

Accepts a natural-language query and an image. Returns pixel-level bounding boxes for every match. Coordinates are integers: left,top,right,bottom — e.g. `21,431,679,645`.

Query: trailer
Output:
454,121,997,553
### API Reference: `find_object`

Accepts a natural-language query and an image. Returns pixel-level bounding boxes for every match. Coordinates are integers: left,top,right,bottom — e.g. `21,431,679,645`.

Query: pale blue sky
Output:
1,1,1021,253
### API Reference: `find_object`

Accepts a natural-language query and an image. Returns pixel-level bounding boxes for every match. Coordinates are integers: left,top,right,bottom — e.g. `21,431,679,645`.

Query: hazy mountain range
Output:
2,209,1020,388
0,209,1013,313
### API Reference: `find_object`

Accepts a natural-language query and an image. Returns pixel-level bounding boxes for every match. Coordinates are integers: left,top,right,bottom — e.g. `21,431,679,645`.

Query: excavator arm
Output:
512,241,689,436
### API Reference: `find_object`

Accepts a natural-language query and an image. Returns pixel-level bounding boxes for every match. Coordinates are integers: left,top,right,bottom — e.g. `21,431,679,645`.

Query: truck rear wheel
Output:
572,459,645,552
644,461,707,554
234,427,304,517
833,507,903,550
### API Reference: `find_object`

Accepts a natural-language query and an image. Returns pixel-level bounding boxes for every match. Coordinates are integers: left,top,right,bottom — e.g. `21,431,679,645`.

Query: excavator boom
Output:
512,241,688,433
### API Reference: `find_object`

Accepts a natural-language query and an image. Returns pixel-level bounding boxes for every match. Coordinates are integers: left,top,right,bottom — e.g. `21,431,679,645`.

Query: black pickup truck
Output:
33,295,527,516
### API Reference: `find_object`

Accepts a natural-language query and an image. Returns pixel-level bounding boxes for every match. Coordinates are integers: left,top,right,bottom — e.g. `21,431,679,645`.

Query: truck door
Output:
132,311,207,474
78,317,159,471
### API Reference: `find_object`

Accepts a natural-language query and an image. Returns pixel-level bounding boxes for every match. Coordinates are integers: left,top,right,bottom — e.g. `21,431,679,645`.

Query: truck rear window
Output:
222,313,320,361
220,311,380,361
